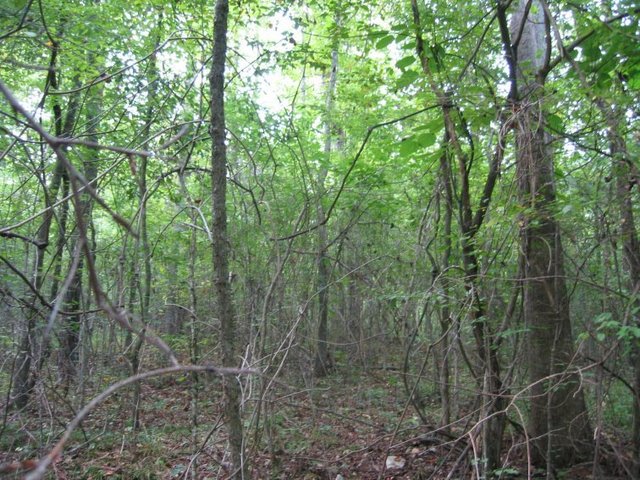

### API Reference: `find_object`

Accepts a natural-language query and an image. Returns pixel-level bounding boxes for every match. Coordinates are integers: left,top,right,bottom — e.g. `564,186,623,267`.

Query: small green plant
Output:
586,310,640,344
491,466,520,478
360,386,386,403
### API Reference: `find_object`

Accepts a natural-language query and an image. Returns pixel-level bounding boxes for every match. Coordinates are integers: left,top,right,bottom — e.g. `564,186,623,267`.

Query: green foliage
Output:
491,466,520,478
585,311,640,344
0,0,639,476
602,382,635,428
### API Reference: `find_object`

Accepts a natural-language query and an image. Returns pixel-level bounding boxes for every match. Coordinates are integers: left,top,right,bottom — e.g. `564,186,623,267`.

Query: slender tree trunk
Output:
314,221,331,376
411,1,505,471
436,148,454,429
210,0,246,476
11,46,80,408
58,32,104,389
178,148,203,479
314,46,339,377
605,109,640,475
188,212,200,480
59,73,103,389
129,15,161,431
510,0,591,467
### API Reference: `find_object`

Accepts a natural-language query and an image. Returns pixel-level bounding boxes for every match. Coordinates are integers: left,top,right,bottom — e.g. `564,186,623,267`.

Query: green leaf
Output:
395,55,416,70
547,113,563,132
628,72,640,90
396,70,420,89
414,117,443,133
7,0,27,10
398,139,420,157
614,325,640,341
415,132,436,148
594,312,612,324
368,30,387,39
376,35,394,49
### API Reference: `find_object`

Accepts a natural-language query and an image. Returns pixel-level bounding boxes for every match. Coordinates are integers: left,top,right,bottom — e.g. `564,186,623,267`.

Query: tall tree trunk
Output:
178,132,203,479
435,147,454,430
11,41,80,407
412,1,505,472
129,13,162,431
314,46,339,377
509,0,591,467
605,108,640,475
210,0,246,476
58,73,103,389
187,206,200,480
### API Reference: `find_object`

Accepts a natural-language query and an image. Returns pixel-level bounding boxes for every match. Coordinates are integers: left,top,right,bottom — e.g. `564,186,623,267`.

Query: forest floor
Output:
0,362,633,479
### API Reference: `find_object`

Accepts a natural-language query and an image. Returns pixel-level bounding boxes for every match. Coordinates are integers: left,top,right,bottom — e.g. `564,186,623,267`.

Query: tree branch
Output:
23,365,258,480
272,105,441,241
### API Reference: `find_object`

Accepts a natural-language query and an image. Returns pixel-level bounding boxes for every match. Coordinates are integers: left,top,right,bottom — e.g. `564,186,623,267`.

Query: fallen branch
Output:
22,364,258,480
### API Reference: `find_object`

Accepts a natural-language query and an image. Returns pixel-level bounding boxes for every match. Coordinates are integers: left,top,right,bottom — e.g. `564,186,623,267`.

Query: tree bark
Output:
411,1,506,472
605,108,640,476
314,45,339,377
510,0,591,467
10,42,81,407
435,151,453,429
210,0,246,476
58,65,103,390
129,14,162,431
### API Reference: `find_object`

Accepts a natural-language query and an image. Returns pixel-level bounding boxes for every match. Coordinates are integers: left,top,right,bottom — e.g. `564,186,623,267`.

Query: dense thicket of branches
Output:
0,0,638,478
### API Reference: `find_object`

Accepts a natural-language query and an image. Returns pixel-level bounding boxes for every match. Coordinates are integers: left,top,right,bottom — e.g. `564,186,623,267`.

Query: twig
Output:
273,105,441,241
0,231,47,247
24,365,258,480
0,79,136,235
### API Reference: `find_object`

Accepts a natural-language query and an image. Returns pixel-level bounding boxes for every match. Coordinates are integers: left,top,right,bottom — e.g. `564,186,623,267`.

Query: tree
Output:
9,12,83,407
411,1,507,471
505,0,592,467
314,36,339,378
210,0,246,476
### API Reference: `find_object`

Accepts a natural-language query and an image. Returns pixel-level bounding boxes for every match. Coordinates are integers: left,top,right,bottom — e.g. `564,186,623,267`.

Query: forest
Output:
0,0,639,478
